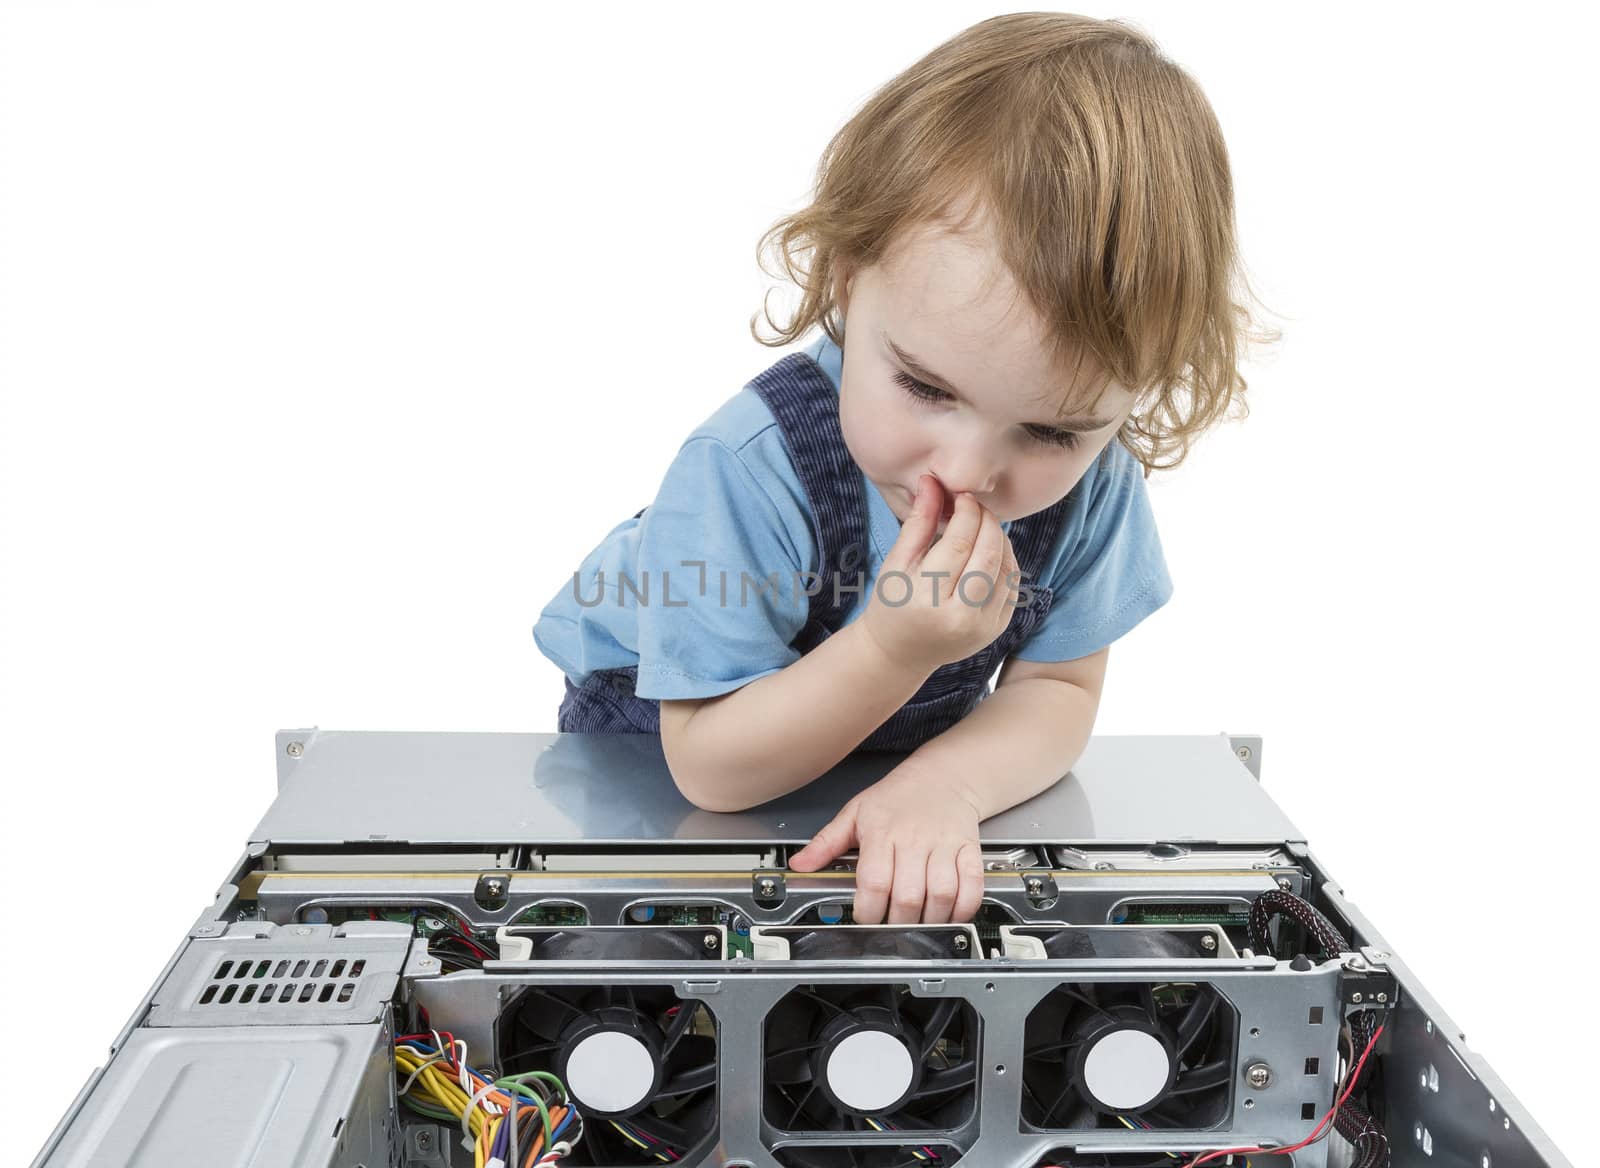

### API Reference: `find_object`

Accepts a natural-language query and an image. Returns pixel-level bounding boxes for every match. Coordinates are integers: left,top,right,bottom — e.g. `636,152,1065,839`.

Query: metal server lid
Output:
251,730,1304,848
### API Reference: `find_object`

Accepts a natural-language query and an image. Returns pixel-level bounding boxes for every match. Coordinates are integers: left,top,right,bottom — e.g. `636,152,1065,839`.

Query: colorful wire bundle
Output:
394,1031,584,1167
606,1116,681,1162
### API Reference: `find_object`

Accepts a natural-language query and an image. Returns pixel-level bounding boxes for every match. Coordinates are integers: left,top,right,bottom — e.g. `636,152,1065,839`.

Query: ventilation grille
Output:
196,956,369,1009
146,920,412,1029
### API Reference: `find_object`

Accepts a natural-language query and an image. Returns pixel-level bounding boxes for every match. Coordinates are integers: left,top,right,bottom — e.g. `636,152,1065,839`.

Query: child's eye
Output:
892,369,950,404
895,368,1082,451
1023,424,1082,451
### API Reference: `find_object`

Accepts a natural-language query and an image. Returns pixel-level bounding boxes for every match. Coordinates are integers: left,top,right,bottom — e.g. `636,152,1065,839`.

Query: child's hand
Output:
859,474,1021,677
788,762,985,924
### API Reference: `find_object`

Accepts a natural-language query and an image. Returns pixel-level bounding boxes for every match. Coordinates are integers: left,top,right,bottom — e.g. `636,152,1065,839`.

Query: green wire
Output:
493,1071,566,1152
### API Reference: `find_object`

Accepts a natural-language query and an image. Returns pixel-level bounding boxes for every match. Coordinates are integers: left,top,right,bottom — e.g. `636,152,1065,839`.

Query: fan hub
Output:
824,1029,917,1112
1078,1023,1174,1113
565,1027,659,1114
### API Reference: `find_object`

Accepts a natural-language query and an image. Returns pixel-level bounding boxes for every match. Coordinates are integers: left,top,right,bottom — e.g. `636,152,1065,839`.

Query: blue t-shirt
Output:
533,333,1173,701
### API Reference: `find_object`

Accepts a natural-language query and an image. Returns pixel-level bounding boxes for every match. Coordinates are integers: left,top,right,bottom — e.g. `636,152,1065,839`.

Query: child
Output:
533,13,1273,926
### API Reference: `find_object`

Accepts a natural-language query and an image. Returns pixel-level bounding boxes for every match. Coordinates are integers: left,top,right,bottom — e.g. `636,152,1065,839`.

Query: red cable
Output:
1185,1023,1385,1168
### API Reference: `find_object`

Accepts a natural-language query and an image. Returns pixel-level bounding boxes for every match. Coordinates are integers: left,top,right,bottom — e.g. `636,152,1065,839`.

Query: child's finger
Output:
851,838,895,925
952,841,986,925
788,803,857,872
956,508,1006,605
986,536,1021,619
883,474,942,573
885,845,928,925
921,845,962,924
921,493,983,589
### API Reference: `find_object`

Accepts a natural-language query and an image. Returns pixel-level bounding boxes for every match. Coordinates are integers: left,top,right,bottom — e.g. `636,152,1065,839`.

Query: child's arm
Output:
660,476,1016,812
787,647,1107,924
659,617,932,811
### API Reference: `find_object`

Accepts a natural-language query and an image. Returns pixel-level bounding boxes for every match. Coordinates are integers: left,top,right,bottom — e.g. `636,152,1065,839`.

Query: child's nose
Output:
929,449,1000,500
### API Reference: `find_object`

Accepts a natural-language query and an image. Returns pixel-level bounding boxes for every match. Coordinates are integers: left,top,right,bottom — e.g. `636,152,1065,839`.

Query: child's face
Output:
835,214,1139,533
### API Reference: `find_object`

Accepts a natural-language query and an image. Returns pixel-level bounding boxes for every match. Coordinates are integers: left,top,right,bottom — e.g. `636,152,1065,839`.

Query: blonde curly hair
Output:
753,12,1281,475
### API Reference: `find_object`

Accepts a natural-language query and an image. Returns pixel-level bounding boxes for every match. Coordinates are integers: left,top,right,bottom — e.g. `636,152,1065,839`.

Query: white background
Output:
2,2,1594,1161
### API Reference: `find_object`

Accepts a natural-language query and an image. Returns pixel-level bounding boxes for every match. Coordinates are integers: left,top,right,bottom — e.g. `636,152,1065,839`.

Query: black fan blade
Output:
660,1001,697,1055
917,998,959,1059
1138,982,1159,1023
653,1058,717,1099
796,988,849,1017
513,985,586,1037
1038,1077,1079,1128
625,1108,692,1150
497,1038,561,1065
907,1059,976,1100
1168,1058,1230,1096
1172,985,1219,1058
1024,1036,1086,1060
766,1039,826,1085
784,1081,821,1129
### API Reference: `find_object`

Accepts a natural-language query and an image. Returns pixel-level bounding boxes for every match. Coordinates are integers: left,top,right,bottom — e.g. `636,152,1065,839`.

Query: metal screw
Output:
1276,876,1293,891
759,879,776,896
703,933,719,950
1237,746,1252,761
1346,956,1367,971
295,926,312,936
952,935,969,952
1245,1063,1273,1089
1201,935,1217,951
1351,992,1364,1004
1376,992,1389,1004
415,1128,434,1152
286,741,304,757
1093,862,1115,872
1026,877,1044,893
419,958,436,968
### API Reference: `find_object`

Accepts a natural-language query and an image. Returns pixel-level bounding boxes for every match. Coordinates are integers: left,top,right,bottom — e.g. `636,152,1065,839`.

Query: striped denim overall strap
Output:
751,351,1078,753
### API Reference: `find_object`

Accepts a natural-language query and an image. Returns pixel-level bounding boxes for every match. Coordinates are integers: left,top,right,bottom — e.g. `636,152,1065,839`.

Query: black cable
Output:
1247,888,1350,958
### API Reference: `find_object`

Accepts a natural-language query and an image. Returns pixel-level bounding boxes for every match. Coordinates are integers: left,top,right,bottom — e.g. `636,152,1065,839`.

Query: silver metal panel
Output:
256,729,1303,846
38,1023,386,1168
412,958,1348,1168
146,921,411,1028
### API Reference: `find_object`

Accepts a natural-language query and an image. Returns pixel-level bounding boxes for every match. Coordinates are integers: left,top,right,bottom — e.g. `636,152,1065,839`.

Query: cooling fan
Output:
1021,980,1235,1131
763,983,979,1143
496,980,718,1165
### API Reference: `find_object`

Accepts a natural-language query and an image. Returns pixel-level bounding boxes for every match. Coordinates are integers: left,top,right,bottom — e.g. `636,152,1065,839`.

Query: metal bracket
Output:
1225,732,1263,780
753,871,786,906
474,872,511,912
401,1122,453,1167
1339,955,1399,1008
1022,870,1059,906
275,726,319,790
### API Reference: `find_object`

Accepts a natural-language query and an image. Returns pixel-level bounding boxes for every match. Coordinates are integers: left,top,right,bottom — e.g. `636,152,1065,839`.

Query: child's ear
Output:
831,262,854,316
